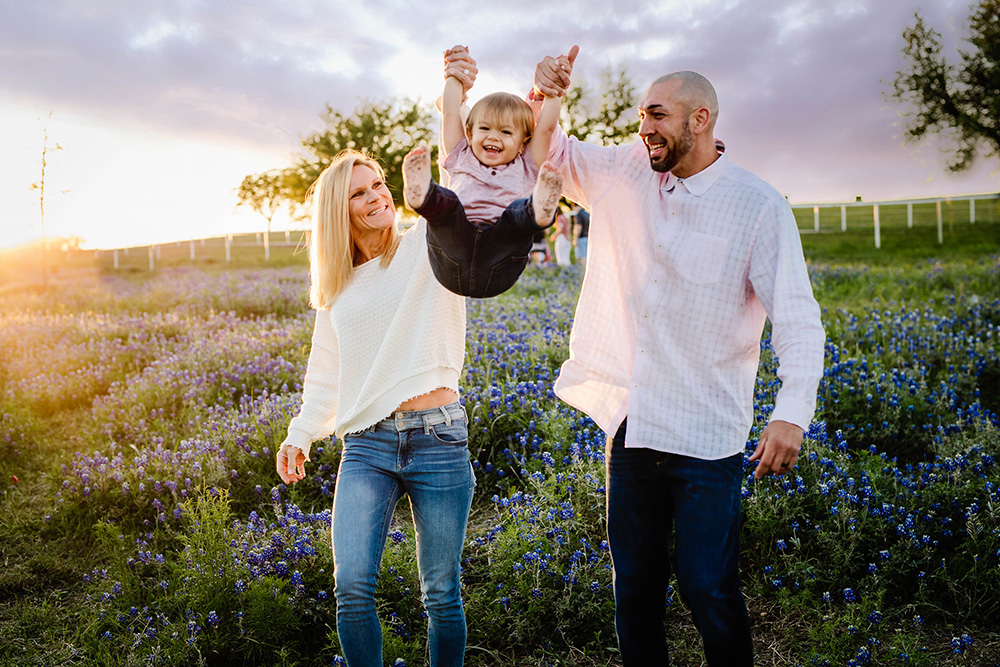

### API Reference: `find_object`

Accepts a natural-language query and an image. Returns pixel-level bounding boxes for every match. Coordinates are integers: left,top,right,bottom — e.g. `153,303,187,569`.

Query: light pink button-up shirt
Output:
549,134,825,459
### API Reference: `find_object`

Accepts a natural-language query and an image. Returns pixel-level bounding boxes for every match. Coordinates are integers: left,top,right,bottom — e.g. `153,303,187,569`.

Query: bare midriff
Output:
395,387,459,412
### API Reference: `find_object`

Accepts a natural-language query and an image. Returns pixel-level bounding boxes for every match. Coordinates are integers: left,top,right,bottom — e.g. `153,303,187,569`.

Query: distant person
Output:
529,228,550,266
276,149,474,667
551,209,572,266
533,49,826,666
571,202,590,267
401,45,573,298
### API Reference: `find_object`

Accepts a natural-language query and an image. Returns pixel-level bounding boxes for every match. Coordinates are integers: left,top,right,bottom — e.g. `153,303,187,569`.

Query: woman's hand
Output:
444,44,478,95
276,442,307,484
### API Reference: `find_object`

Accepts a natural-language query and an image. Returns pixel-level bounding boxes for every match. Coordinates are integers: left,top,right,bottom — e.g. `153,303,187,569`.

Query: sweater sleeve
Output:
285,309,340,460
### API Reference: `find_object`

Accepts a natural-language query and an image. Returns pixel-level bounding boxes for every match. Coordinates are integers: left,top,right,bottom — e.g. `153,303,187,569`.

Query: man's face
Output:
638,80,696,174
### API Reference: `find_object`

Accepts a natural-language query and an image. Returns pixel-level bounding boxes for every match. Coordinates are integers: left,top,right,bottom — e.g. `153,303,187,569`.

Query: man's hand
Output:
533,45,579,98
443,45,478,94
276,443,307,484
748,420,803,479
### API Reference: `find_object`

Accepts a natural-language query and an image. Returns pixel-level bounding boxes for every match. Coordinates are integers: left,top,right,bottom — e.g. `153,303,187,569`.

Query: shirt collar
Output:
665,153,729,196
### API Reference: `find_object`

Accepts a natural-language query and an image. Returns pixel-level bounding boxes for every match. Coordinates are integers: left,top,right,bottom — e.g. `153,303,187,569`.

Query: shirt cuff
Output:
768,396,815,433
283,428,315,461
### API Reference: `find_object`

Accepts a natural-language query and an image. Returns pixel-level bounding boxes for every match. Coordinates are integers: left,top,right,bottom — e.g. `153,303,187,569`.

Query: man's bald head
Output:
650,71,719,131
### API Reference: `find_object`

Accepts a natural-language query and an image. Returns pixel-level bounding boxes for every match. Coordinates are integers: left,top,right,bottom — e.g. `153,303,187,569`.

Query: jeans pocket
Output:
427,242,464,295
482,254,529,297
429,420,469,446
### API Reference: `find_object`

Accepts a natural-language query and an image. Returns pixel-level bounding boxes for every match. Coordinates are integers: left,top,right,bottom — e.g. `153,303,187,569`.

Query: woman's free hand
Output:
276,442,307,484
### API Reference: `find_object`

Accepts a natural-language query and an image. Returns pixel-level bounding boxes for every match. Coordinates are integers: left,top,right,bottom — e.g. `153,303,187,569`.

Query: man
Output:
533,48,825,666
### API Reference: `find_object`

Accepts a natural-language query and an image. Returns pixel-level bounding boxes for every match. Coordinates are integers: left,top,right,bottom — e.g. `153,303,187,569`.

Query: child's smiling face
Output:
468,120,528,167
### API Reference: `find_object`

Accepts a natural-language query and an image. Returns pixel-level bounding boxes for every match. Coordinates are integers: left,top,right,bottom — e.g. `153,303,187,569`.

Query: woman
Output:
550,209,572,266
275,149,473,667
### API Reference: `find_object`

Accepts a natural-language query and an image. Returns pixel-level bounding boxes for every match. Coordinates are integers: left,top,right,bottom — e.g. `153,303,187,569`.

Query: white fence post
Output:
873,204,881,249
840,205,847,231
907,202,913,229
936,201,943,244
225,235,232,263
264,231,270,261
190,240,196,260
148,246,155,272
970,199,976,224
813,206,820,232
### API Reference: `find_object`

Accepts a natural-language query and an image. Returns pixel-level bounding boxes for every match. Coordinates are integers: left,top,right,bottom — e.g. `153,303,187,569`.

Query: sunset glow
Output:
1,1,997,253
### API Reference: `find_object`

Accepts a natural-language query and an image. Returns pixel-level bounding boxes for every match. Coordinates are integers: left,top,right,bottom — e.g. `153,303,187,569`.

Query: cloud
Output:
1,0,995,204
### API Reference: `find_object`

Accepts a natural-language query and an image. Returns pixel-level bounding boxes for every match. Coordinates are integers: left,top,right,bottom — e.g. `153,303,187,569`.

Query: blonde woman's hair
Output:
307,150,400,309
465,92,535,142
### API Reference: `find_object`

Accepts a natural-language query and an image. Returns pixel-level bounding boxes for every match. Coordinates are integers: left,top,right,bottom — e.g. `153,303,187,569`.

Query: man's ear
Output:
690,107,712,135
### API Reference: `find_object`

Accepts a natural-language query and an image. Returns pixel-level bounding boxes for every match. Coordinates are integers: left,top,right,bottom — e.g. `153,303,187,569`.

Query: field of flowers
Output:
1,253,999,667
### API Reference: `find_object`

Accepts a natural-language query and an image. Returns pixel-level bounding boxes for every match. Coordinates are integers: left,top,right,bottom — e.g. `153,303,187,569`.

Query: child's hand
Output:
444,45,477,95
534,45,579,98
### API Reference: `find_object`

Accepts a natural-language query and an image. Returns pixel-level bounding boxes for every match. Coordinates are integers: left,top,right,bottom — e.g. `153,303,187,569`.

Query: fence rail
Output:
6,193,998,280
790,191,1000,249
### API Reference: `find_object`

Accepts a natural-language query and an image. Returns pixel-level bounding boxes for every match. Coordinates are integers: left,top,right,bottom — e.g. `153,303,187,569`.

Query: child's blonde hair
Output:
465,92,535,143
307,150,400,309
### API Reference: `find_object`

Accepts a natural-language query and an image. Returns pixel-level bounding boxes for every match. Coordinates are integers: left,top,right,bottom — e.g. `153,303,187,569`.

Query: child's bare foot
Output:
403,145,432,210
532,162,563,226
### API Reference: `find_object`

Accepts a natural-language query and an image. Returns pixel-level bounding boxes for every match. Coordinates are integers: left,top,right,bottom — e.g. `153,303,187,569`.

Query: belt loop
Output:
422,415,431,435
440,405,452,426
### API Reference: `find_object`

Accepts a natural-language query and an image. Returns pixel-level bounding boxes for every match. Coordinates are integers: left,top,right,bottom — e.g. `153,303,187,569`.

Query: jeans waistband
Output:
376,401,466,434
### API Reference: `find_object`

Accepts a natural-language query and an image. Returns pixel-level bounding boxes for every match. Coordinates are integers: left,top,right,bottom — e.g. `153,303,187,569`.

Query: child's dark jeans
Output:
416,181,547,298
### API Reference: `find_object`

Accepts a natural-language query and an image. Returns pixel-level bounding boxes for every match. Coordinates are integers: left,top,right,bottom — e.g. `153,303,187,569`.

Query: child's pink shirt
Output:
441,137,539,224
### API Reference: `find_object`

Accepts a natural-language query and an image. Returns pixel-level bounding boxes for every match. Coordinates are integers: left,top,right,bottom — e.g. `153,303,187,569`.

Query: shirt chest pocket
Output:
675,232,729,284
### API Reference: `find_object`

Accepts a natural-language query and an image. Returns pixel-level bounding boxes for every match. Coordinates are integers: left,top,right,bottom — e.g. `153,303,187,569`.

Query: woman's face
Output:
348,164,395,236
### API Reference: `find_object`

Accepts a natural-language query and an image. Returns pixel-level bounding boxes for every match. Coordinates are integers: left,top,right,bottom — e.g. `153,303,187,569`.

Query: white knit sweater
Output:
284,218,467,459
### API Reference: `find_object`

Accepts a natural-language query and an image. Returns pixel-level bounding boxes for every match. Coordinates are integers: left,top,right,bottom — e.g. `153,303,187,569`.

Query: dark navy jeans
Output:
416,181,546,298
606,419,753,666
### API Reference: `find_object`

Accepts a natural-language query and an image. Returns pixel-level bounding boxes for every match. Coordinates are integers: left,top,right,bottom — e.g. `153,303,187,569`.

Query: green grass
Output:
1,207,998,666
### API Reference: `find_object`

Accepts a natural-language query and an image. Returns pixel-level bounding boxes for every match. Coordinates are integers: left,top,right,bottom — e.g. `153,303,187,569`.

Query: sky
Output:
1,0,997,250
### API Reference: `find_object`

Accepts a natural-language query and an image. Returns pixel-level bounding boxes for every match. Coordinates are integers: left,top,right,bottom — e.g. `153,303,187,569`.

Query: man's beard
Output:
648,118,695,173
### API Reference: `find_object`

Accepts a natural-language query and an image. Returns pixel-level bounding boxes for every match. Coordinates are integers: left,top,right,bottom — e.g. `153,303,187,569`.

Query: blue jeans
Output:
606,419,753,666
331,402,475,667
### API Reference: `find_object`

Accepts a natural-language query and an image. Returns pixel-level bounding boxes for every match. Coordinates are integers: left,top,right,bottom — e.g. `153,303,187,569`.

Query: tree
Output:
236,170,290,260
280,98,435,212
562,66,640,147
29,111,62,284
887,1,1000,172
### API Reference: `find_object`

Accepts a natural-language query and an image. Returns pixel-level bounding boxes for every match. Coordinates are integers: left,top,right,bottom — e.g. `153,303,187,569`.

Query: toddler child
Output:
403,45,575,298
